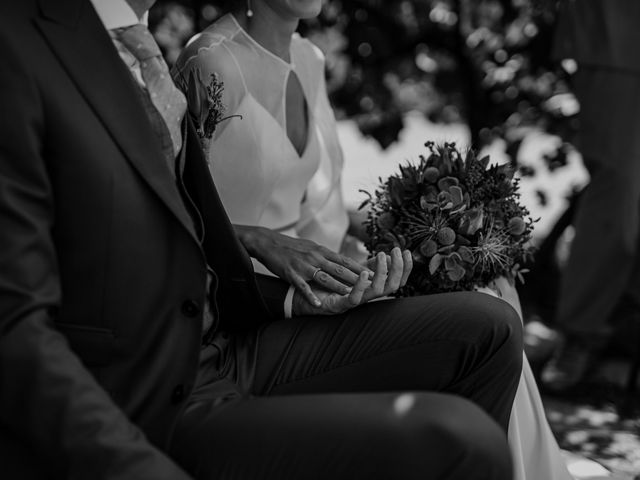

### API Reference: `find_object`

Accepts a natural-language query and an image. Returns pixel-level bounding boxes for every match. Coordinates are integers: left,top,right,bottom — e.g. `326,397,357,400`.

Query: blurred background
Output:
150,0,587,319
148,1,639,476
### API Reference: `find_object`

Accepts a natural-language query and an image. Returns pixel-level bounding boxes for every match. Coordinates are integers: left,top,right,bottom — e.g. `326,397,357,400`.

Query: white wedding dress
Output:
174,14,575,480
173,14,348,276
477,279,575,480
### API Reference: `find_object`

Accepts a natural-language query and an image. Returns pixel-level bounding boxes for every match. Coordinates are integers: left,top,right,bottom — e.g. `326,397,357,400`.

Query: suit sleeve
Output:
0,32,191,480
254,274,291,319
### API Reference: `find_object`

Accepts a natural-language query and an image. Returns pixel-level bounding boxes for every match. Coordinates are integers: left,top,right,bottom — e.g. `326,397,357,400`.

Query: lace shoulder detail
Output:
172,17,246,156
173,14,240,76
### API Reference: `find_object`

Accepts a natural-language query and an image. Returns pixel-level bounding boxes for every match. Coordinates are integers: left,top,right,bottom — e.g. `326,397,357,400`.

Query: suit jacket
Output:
552,0,640,73
0,0,289,478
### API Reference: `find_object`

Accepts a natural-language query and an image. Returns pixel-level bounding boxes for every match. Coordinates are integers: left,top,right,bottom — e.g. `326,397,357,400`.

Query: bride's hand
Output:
234,225,372,306
291,248,413,316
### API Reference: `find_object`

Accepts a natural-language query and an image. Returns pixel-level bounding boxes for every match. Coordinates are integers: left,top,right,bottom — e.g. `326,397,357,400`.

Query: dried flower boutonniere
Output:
187,69,240,157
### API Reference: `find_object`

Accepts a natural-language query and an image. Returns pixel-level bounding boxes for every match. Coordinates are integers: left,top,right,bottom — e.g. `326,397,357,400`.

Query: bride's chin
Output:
291,0,324,19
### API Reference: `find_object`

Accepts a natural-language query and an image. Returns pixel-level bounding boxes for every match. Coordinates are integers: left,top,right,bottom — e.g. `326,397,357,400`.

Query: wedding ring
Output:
311,268,322,282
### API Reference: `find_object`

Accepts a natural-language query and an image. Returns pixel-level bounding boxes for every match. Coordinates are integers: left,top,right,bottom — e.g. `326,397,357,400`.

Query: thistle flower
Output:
471,221,512,273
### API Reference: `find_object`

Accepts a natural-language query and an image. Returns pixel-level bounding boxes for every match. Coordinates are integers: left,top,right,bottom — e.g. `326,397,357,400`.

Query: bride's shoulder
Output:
174,18,245,86
175,15,240,70
292,34,326,68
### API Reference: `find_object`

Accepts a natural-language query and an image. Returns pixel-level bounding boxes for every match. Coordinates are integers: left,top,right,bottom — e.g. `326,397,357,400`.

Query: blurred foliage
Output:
150,0,579,176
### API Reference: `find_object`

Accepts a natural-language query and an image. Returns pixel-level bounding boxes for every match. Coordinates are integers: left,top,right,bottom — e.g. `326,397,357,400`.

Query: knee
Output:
375,395,512,480
471,292,523,377
490,293,521,341
425,397,512,479
471,291,522,347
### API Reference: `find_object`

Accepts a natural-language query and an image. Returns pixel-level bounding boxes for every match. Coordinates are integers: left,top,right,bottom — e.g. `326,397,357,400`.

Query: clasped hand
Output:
234,225,412,315
292,248,413,316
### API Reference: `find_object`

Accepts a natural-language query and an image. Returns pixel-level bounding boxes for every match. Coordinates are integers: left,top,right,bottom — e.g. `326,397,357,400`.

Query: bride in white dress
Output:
173,2,575,479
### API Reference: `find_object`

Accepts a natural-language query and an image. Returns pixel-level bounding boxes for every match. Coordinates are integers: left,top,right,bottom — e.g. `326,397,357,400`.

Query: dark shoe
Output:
541,335,599,394
523,317,561,369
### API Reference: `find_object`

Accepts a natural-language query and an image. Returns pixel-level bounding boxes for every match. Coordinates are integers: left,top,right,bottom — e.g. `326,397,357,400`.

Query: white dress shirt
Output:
90,0,148,86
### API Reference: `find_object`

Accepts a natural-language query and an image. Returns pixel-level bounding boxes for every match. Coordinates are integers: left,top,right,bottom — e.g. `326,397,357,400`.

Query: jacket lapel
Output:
35,0,198,242
181,118,254,279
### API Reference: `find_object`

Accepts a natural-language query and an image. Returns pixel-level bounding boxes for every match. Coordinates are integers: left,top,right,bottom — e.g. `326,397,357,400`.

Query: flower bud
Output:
420,239,438,258
376,212,396,230
508,217,526,235
423,167,440,184
437,227,456,245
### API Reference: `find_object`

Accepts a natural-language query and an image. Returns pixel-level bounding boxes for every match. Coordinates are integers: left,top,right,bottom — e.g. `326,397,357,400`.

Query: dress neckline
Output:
228,13,296,71
222,13,314,159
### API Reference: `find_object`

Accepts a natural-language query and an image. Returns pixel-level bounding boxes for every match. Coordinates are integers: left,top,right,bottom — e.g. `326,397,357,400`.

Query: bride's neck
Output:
125,0,155,19
236,6,298,62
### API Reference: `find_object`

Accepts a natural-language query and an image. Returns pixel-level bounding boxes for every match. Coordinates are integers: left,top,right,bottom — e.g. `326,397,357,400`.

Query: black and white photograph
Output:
1,0,639,478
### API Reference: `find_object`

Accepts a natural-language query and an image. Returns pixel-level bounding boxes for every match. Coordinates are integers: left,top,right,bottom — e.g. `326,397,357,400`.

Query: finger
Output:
400,249,413,287
365,255,387,275
383,247,403,294
312,247,368,284
369,252,388,295
291,274,322,307
339,255,371,276
336,253,374,282
320,260,361,286
312,268,351,295
347,270,370,306
320,248,364,273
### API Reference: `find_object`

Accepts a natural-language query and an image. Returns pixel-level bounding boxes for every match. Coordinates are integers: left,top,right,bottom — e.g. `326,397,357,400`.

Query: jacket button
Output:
181,300,200,318
171,384,185,405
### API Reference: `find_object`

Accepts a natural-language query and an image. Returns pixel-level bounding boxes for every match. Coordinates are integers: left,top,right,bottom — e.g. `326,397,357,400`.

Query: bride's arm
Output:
234,224,372,307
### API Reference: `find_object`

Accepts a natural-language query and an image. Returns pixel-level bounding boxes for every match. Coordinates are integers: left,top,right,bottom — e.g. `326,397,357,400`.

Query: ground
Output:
543,360,640,479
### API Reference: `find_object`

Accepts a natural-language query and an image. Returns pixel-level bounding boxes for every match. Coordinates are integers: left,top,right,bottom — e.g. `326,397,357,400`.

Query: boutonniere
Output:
180,67,241,158
197,72,241,143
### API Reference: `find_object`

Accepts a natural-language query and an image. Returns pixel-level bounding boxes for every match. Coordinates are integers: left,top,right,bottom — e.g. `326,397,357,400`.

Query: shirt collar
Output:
90,0,148,30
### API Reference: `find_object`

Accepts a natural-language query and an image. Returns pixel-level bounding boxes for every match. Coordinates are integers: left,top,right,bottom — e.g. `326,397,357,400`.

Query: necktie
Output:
114,24,187,158
113,26,215,338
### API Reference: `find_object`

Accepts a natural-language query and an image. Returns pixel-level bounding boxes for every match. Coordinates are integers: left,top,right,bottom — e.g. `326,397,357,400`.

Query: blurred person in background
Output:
541,0,640,392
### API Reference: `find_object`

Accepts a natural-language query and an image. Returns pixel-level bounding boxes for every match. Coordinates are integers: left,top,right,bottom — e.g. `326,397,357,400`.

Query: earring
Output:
247,0,253,17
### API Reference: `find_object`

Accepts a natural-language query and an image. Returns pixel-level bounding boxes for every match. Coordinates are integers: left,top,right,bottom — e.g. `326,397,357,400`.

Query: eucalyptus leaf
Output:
429,253,443,275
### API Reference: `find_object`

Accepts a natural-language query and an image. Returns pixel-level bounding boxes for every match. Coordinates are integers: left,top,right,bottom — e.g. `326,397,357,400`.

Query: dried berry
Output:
508,217,526,235
423,167,440,184
437,227,456,246
420,239,438,258
377,212,396,230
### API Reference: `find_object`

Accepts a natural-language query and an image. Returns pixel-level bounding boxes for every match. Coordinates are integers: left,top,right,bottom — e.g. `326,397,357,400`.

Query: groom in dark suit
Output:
0,1,522,479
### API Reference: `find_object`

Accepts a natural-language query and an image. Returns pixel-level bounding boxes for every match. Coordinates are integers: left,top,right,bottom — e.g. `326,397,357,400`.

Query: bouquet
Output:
361,141,535,295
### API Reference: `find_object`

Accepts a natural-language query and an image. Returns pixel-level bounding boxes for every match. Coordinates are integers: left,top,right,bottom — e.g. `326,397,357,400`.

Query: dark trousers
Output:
557,67,640,343
170,292,522,480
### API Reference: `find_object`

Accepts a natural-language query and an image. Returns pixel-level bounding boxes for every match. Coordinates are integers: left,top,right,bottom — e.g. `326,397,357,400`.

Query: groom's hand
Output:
292,247,413,316
235,225,371,306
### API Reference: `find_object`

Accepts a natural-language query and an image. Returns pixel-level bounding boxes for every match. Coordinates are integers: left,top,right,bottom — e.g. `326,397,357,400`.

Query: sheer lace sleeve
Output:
172,33,247,149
